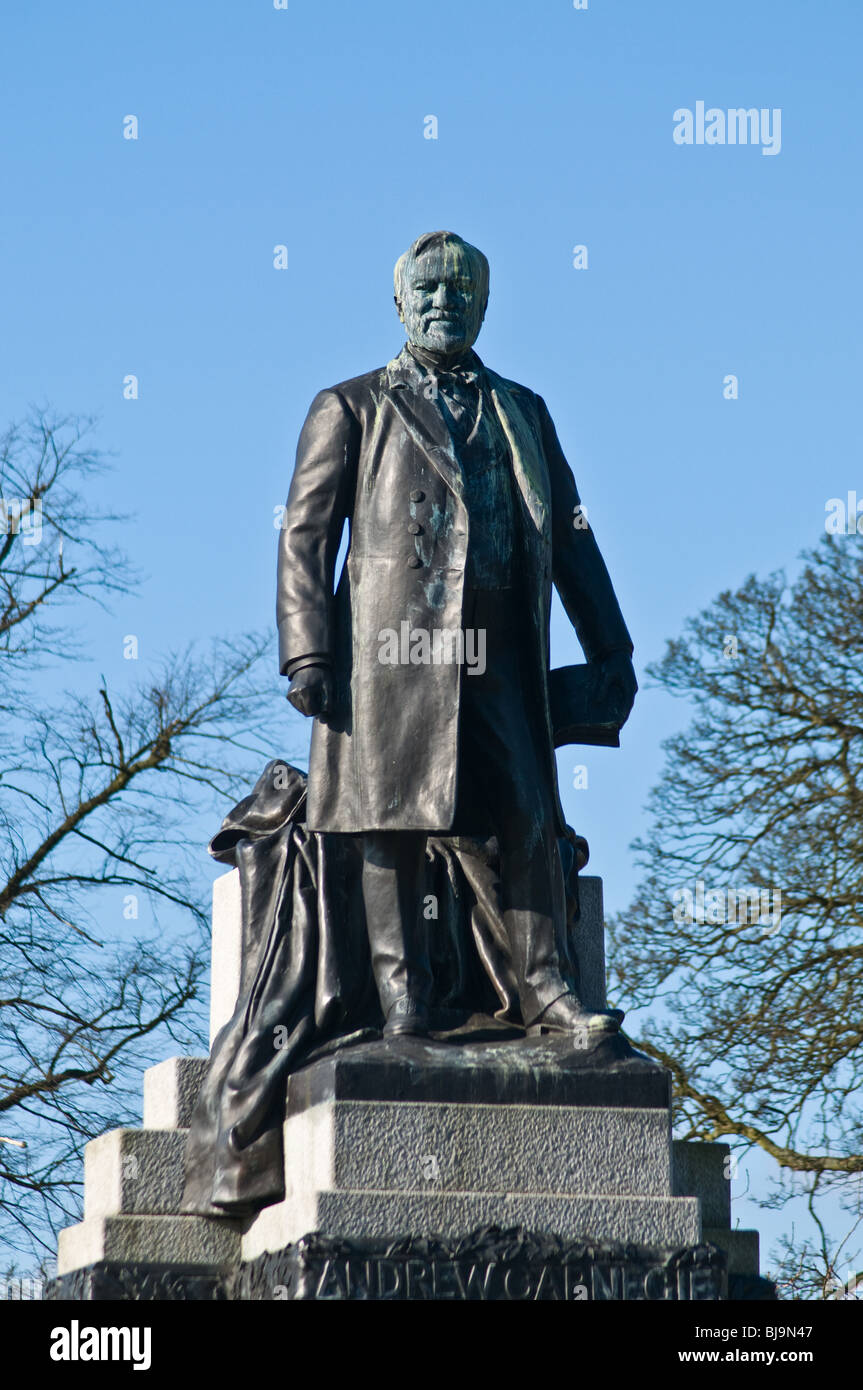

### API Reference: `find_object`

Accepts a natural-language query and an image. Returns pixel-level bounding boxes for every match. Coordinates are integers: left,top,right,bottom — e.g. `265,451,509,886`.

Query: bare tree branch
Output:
608,531,863,1291
0,408,290,1264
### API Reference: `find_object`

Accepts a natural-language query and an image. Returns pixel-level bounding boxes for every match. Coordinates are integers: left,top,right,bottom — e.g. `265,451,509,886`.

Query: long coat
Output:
277,344,632,834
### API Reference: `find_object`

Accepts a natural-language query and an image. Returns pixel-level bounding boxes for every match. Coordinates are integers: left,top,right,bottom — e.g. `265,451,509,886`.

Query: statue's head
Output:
394,231,489,359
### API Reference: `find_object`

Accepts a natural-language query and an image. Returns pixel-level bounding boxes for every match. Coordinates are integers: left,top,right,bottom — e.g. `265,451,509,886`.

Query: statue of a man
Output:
277,230,636,1041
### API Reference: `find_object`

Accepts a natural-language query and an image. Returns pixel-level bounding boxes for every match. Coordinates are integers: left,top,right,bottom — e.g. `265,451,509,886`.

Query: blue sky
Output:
1,0,860,1279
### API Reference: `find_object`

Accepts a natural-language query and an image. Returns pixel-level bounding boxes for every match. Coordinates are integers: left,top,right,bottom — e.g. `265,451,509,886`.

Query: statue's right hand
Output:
286,665,333,718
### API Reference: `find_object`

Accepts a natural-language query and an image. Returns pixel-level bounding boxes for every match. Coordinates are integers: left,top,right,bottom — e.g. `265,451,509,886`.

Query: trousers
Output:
361,587,576,1026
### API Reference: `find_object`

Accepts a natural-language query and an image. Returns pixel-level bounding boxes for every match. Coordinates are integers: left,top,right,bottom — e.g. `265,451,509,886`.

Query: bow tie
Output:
407,344,480,392
429,367,483,445
432,364,479,392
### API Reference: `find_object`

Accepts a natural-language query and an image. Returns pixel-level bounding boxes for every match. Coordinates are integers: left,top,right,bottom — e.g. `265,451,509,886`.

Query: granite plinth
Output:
46,1262,229,1302
52,868,768,1295
704,1227,760,1278
143,1056,206,1130
57,1213,242,1274
78,1104,674,1222
46,1228,730,1302
84,1128,187,1218
243,1189,701,1259
673,1139,732,1228
282,1099,673,1197
237,1228,726,1302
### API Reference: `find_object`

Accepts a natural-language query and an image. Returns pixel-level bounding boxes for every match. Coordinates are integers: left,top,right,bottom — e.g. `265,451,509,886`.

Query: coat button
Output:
410,489,424,502
407,556,422,568
408,522,422,534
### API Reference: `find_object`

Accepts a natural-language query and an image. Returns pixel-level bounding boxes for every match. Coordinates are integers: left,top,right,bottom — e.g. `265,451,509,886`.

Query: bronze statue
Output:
182,231,637,1216
277,230,636,1039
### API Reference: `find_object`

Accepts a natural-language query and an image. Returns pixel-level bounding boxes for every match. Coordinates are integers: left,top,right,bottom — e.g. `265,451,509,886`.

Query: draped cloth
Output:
181,759,586,1218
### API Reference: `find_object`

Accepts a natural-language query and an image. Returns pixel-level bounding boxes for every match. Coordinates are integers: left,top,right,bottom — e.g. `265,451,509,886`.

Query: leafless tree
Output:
608,531,863,1297
0,409,276,1265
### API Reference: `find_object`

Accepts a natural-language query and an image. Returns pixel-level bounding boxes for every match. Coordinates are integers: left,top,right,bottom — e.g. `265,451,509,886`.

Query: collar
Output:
406,342,482,374
387,342,485,389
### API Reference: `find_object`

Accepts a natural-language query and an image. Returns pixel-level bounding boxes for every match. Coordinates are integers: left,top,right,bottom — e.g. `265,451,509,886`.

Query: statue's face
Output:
399,244,486,357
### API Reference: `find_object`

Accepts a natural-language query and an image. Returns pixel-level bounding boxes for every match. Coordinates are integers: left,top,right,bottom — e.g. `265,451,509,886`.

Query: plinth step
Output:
672,1139,731,1228
142,1056,207,1130
84,1100,677,1220
84,1128,188,1218
57,1214,242,1275
242,1189,701,1262
704,1227,760,1278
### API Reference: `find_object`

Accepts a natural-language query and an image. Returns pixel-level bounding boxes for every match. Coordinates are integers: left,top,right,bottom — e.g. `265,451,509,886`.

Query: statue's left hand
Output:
594,651,638,722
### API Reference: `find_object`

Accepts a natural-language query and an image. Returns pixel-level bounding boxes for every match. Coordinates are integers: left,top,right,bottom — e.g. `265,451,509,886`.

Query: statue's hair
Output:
393,231,489,312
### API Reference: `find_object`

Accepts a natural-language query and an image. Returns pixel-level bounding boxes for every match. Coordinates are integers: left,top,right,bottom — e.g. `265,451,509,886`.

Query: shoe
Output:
383,998,429,1038
528,994,622,1037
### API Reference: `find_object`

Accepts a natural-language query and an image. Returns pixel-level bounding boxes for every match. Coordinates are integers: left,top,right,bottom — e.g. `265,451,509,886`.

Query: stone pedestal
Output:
49,874,770,1301
242,1034,699,1264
